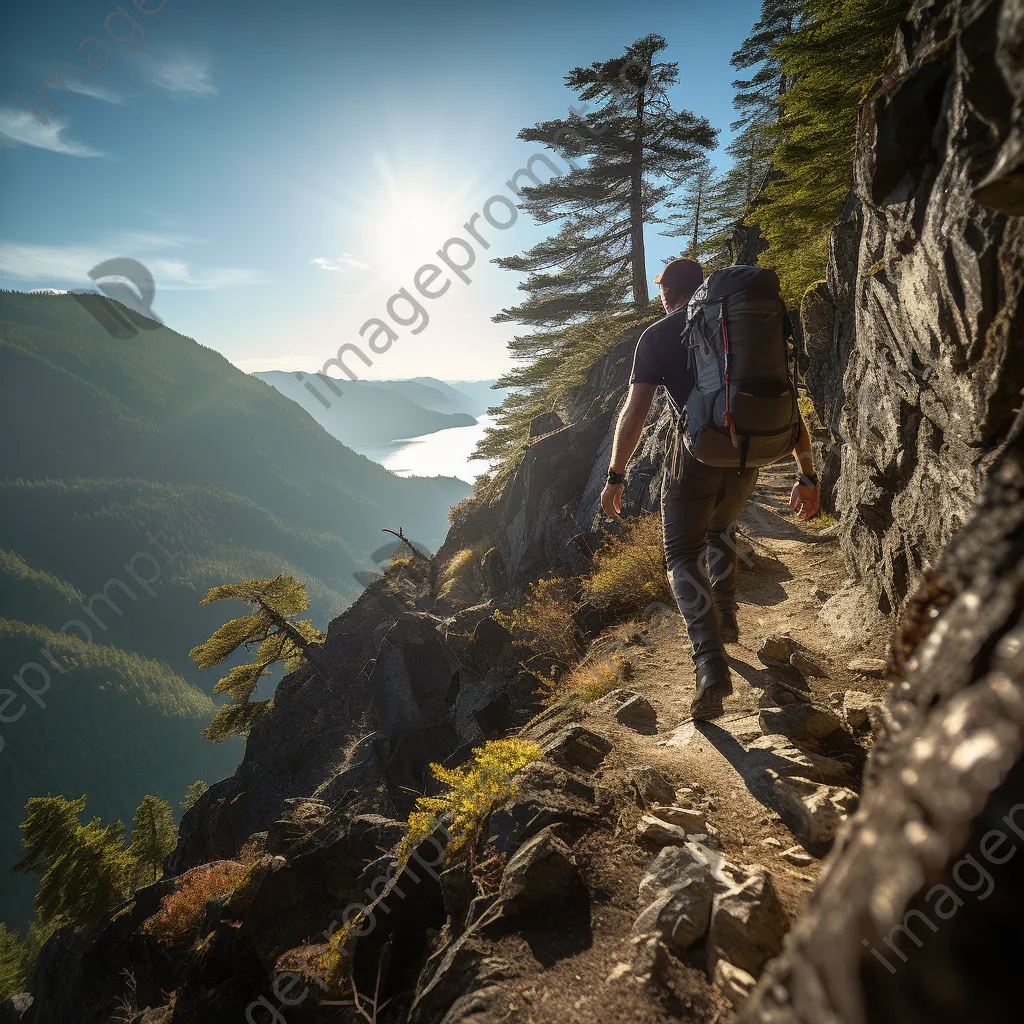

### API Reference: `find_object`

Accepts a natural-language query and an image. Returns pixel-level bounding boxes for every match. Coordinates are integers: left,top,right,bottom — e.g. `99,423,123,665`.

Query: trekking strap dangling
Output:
721,307,740,449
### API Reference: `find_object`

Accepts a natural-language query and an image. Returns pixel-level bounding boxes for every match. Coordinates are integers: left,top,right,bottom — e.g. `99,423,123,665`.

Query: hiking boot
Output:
691,657,733,721
718,608,739,644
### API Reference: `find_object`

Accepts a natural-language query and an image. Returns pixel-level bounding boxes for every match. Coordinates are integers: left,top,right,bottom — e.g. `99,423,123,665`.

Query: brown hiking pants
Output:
662,446,758,665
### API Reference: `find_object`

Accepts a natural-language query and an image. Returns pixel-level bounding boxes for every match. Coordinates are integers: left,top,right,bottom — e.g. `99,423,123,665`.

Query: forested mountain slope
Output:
0,292,468,931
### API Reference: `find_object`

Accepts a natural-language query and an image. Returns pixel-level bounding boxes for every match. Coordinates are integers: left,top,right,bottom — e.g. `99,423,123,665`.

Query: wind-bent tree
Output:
191,574,326,742
495,34,716,337
129,795,177,885
13,795,133,927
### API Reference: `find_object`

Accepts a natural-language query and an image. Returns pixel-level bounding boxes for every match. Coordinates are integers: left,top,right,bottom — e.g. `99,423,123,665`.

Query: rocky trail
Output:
407,463,892,1024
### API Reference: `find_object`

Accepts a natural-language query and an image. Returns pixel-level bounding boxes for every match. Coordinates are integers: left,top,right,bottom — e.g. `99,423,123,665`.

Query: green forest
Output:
0,292,469,930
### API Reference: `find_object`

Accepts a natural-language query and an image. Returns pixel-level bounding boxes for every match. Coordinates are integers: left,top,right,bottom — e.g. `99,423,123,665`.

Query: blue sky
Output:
0,0,762,380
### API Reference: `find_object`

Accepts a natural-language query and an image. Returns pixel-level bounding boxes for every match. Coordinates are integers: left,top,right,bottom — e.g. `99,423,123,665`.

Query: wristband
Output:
607,469,625,486
798,472,818,488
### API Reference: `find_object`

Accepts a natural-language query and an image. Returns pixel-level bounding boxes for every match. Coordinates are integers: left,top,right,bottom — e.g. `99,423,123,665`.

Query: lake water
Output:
356,414,496,484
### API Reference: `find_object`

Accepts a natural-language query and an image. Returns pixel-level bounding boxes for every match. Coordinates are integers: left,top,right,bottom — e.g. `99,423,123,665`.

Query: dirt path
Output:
582,462,891,916
455,467,893,1024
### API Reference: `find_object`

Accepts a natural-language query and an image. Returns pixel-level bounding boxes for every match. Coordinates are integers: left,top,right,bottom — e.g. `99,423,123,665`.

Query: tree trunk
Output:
630,85,648,307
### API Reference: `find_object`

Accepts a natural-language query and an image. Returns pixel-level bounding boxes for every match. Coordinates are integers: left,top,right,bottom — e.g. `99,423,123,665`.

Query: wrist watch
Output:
798,472,819,488
607,469,625,486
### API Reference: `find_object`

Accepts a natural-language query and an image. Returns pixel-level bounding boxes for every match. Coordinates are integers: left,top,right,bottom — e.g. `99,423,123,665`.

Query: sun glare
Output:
372,193,455,267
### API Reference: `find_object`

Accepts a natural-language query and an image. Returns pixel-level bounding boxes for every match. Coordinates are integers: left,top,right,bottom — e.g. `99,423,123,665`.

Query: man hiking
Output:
601,257,820,721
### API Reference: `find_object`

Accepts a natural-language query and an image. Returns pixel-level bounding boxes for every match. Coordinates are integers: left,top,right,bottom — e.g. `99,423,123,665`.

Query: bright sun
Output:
372,192,454,266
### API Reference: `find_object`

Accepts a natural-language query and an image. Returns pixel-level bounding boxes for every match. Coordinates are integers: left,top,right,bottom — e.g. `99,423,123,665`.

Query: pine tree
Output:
0,920,54,1000
661,155,733,269
191,574,326,742
13,795,133,927
180,780,208,815
748,0,909,298
494,34,717,341
129,795,177,885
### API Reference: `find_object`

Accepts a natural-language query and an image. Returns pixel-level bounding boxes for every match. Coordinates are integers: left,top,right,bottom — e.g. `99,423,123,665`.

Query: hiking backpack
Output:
679,266,800,470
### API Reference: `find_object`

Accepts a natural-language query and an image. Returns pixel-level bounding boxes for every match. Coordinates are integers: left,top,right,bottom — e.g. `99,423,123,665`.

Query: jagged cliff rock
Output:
741,408,1024,1024
801,0,1024,616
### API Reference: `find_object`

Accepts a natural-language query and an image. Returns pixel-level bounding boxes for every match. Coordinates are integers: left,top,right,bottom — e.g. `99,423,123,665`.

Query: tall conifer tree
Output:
129,795,177,885
494,35,716,350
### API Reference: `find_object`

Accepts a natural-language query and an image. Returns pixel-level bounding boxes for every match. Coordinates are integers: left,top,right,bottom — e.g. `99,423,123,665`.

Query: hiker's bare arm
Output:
789,414,821,519
602,383,657,517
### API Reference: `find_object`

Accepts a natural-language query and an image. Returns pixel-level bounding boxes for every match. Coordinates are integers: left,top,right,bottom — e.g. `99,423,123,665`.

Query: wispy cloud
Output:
142,52,216,98
0,108,106,157
0,242,264,292
73,81,124,105
311,254,370,273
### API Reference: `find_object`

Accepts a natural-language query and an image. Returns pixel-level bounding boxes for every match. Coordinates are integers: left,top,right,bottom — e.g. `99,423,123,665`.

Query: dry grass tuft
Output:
583,514,671,611
142,860,248,946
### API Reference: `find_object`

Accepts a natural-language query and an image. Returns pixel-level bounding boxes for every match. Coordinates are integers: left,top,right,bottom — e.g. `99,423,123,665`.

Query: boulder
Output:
632,874,715,952
591,689,658,732
485,760,599,856
708,869,789,978
540,724,613,772
770,774,858,856
498,826,580,915
628,765,676,807
758,704,865,766
638,842,737,906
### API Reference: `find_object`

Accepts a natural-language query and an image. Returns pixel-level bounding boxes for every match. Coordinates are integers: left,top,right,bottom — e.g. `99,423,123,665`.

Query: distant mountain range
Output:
0,291,470,929
253,372,510,451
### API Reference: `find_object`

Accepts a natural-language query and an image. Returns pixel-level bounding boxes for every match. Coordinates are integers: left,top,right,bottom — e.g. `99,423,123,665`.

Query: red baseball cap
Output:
654,257,704,294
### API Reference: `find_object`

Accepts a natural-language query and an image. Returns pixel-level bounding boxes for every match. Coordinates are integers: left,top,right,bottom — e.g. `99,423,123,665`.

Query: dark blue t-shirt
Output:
629,307,694,412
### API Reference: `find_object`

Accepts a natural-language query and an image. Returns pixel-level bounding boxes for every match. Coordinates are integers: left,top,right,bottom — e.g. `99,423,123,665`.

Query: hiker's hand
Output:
601,482,624,519
790,480,821,519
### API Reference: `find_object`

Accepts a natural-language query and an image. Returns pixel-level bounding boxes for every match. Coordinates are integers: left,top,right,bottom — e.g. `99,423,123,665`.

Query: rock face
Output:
801,0,1024,616
742,411,1024,1022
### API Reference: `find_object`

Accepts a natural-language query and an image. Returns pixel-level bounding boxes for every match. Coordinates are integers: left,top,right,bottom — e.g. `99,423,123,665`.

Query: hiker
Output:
601,257,820,721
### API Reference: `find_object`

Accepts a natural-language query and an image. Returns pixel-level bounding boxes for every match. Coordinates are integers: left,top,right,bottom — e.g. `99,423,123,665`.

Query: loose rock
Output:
847,657,887,677
770,774,858,855
649,805,708,832
842,689,882,731
758,634,793,665
636,815,689,847
540,724,612,772
632,875,714,952
498,826,580,915
780,845,814,866
707,868,789,977
713,960,757,1005
628,765,675,807
790,650,828,678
